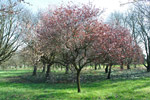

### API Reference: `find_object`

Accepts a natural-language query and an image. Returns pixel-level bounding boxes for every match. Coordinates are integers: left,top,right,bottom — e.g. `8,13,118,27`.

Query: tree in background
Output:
19,7,43,76
107,8,145,70
0,0,23,65
93,23,143,79
133,1,150,72
36,8,63,78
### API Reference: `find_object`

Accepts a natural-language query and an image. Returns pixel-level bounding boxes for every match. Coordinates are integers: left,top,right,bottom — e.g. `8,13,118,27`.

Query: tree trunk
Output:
61,65,63,71
95,64,97,70
127,64,130,69
65,64,69,74
99,64,101,69
15,66,17,70
42,63,46,73
77,70,81,93
105,64,108,73
146,59,150,72
134,64,136,68
32,64,37,76
147,65,150,72
90,63,92,67
103,65,105,68
107,65,112,79
46,64,51,78
120,63,123,70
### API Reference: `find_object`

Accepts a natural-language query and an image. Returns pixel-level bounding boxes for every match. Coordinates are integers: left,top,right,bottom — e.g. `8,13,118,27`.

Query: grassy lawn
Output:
0,68,150,100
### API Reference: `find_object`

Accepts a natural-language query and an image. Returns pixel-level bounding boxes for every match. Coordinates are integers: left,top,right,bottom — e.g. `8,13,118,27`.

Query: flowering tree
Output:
37,3,105,92
132,44,145,67
93,23,142,79
37,2,144,92
37,8,64,78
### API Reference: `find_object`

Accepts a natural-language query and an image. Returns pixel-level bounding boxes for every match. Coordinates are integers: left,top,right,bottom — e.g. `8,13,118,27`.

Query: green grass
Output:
0,70,32,78
0,69,150,100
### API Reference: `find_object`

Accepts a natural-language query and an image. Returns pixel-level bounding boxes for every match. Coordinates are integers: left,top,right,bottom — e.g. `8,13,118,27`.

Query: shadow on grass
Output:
1,69,150,100
1,76,150,100
1,75,150,91
1,69,150,89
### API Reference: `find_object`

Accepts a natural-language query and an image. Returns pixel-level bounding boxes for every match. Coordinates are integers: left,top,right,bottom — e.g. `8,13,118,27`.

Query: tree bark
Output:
127,64,130,69
46,64,51,78
147,68,150,72
147,65,150,72
120,63,123,70
103,65,105,68
105,64,108,73
107,65,112,79
61,65,63,71
42,63,46,73
15,66,17,70
95,64,97,70
77,70,81,93
65,64,69,74
134,64,136,68
32,64,37,76
146,58,150,72
99,64,101,69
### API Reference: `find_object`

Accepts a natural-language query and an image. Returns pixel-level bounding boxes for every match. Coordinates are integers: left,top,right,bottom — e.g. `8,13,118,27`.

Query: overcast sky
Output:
25,0,131,19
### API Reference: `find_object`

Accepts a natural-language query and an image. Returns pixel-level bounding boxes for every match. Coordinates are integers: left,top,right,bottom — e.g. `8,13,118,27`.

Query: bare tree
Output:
0,0,23,65
133,1,150,71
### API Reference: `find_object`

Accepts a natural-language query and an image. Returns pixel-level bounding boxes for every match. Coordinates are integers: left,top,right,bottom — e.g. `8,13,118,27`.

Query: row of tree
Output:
0,0,148,93
108,0,150,71
21,3,144,93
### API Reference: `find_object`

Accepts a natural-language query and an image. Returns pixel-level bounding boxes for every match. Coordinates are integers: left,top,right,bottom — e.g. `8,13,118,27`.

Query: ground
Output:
0,66,150,100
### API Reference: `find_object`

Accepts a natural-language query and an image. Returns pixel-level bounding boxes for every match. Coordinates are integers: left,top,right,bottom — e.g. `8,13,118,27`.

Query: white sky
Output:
25,0,131,19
